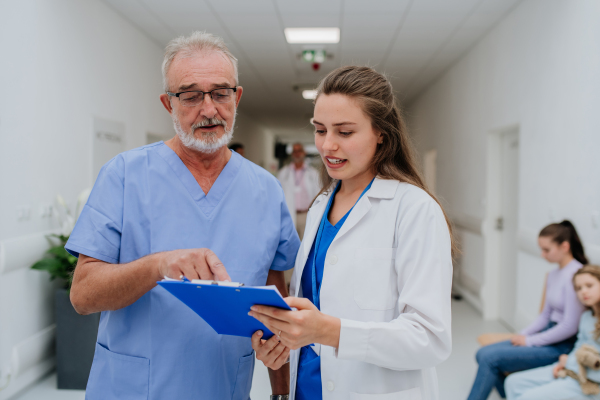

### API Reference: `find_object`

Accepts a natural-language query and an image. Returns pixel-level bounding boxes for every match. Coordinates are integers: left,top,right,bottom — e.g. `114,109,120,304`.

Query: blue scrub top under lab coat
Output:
66,142,300,400
296,179,373,400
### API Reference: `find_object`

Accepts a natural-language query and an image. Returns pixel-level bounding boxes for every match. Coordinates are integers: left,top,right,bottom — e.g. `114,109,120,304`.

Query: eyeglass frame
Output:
166,87,238,106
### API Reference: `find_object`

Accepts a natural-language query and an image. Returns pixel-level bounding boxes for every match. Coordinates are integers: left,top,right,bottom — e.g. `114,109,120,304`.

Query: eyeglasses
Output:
167,87,237,107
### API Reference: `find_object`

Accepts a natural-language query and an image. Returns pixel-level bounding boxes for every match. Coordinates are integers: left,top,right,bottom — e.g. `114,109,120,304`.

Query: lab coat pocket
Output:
86,342,149,400
353,248,397,310
231,350,255,400
350,387,422,400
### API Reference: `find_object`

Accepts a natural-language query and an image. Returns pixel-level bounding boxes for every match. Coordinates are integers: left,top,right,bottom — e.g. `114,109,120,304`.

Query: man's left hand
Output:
248,297,341,350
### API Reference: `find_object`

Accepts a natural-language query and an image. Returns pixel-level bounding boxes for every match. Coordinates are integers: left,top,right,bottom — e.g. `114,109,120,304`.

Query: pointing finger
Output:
205,249,231,282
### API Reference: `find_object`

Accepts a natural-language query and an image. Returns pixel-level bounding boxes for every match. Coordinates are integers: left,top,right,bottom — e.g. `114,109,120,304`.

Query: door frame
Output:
481,124,520,326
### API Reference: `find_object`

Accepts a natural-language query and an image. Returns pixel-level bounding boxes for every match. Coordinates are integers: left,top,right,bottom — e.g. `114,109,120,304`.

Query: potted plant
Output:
31,191,99,390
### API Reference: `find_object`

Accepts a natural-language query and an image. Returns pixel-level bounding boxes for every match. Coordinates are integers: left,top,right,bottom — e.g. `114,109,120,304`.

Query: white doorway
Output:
484,126,520,328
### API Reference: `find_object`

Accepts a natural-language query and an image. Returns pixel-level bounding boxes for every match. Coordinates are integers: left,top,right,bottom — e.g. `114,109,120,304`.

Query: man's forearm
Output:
268,364,290,395
70,253,162,315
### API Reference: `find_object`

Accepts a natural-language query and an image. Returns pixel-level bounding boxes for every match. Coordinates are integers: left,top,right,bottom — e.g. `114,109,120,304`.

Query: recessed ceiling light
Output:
285,28,340,44
302,90,318,100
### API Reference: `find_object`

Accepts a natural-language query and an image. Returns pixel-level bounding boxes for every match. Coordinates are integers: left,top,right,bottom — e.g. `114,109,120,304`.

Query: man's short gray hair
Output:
161,31,239,91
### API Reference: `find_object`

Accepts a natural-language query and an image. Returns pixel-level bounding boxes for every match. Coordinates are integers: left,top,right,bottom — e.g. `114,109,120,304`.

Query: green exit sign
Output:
302,50,326,63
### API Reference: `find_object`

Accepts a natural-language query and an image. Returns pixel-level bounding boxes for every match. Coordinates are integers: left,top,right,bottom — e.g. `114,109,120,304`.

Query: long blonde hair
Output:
573,265,600,340
313,66,455,253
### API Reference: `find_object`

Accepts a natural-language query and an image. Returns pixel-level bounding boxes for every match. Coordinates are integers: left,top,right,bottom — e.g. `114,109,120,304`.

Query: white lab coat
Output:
278,162,321,227
289,178,453,400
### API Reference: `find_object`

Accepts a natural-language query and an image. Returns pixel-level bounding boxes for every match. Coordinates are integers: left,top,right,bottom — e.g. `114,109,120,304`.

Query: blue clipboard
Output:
157,280,292,339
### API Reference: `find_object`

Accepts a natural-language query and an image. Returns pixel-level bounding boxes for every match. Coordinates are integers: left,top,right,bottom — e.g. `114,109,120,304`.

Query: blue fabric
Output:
66,142,300,400
505,363,600,400
565,310,600,382
296,179,373,400
467,322,577,400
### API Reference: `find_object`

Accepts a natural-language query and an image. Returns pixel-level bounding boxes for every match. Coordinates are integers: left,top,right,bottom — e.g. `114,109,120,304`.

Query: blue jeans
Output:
467,324,576,400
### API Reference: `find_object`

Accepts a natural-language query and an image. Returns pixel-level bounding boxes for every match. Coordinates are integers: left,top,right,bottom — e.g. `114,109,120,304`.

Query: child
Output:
505,264,600,399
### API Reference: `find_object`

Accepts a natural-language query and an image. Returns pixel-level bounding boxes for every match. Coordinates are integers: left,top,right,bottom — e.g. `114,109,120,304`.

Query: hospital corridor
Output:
1,1,599,400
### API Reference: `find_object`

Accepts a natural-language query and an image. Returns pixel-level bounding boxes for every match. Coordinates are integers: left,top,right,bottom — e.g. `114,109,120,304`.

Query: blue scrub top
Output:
66,142,300,400
296,179,373,400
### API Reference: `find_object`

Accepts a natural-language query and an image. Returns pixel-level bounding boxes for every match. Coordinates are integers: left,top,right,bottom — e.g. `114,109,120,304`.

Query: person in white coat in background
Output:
278,143,321,286
278,143,321,239
249,66,454,400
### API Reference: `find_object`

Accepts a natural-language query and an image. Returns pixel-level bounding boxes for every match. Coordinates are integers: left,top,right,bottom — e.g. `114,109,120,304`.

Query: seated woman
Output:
505,265,600,400
467,220,588,399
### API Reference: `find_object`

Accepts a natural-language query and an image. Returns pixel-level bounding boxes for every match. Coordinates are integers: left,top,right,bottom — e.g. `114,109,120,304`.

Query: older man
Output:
67,32,299,400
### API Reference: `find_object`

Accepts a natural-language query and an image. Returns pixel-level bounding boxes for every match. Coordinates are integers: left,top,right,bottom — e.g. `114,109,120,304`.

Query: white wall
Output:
0,0,172,397
232,112,279,175
407,0,600,327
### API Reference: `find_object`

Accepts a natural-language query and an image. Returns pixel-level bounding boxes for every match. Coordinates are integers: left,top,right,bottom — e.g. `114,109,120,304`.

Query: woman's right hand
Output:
251,330,290,370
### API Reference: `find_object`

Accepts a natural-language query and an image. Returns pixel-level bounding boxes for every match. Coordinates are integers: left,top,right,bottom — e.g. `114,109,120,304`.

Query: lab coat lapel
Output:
332,195,372,244
331,178,396,244
293,193,329,297
303,195,328,255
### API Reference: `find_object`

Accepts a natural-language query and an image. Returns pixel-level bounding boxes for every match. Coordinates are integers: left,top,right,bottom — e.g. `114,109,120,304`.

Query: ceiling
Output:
103,0,520,139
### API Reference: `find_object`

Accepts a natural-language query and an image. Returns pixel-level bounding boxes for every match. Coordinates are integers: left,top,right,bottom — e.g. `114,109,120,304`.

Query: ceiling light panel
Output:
302,90,318,100
284,28,340,44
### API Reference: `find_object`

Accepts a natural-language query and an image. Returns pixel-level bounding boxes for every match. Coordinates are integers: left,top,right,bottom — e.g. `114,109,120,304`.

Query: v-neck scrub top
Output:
66,142,300,400
296,180,373,400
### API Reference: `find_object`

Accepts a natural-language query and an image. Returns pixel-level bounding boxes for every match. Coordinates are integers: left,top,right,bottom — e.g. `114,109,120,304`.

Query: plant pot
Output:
55,289,100,390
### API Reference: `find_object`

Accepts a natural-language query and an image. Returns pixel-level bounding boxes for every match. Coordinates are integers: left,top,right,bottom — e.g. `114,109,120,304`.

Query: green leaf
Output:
47,246,70,259
31,258,69,280
67,254,78,266
32,234,74,289
48,234,69,245
31,258,61,271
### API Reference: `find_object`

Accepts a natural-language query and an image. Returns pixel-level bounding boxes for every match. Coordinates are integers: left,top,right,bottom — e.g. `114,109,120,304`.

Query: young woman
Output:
248,66,453,400
505,265,600,400
467,221,588,399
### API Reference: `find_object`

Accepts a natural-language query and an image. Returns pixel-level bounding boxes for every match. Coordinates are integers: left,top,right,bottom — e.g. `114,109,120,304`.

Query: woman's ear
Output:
560,240,571,254
377,132,384,144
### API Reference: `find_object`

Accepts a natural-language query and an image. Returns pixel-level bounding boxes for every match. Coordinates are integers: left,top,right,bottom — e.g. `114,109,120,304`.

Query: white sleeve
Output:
336,197,453,371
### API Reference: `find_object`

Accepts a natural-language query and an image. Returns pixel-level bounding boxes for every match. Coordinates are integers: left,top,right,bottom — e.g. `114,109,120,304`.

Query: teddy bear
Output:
557,344,600,395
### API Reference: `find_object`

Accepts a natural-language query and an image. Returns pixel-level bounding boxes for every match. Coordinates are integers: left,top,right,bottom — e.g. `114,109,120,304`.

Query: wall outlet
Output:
39,204,53,218
16,205,31,221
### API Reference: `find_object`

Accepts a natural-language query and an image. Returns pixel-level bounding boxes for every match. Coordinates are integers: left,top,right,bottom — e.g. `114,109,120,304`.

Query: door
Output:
498,129,519,328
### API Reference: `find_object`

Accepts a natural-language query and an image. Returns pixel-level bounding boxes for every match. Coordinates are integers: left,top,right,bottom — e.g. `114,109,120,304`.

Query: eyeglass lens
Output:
179,89,234,106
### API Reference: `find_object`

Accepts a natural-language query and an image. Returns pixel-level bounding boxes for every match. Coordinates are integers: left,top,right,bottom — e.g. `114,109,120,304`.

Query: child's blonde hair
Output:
573,265,600,340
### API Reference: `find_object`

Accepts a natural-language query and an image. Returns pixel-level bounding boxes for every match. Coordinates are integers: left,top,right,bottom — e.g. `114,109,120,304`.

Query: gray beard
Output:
173,113,235,154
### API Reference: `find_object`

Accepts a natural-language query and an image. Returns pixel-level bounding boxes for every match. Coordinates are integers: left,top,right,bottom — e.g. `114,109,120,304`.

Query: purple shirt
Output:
520,259,585,347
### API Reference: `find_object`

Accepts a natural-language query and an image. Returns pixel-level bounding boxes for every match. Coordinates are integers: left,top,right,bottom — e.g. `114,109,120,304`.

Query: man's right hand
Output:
158,248,231,282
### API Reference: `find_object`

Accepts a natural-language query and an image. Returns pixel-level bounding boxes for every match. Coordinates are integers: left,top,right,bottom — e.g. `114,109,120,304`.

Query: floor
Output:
11,299,509,400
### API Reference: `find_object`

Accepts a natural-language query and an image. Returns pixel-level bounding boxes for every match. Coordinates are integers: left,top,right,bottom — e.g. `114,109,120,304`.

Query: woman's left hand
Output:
510,334,527,346
248,297,341,350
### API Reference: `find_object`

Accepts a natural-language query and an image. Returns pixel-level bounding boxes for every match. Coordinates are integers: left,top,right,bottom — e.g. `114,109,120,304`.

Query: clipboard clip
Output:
162,276,244,287
192,279,245,287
